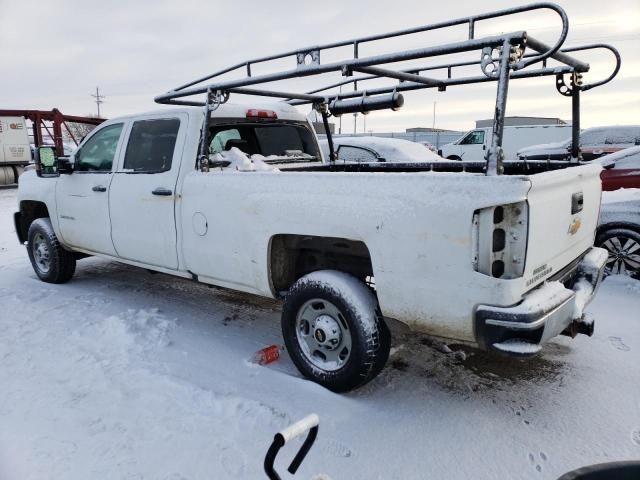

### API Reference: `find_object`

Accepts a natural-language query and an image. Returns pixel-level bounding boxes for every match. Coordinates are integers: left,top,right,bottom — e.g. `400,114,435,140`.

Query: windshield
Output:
209,122,319,163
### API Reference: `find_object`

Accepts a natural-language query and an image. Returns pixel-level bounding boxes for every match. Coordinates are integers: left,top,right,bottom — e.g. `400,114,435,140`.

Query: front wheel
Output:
282,270,390,392
27,218,76,283
595,227,640,278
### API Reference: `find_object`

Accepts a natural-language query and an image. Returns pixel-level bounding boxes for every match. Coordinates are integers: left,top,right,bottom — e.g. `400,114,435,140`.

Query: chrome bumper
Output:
474,247,608,355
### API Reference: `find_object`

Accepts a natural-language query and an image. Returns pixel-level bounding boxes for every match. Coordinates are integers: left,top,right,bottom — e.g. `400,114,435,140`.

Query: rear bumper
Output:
474,247,608,356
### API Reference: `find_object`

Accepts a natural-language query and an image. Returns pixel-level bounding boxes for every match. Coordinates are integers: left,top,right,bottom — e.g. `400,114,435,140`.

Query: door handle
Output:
152,187,173,196
92,185,107,192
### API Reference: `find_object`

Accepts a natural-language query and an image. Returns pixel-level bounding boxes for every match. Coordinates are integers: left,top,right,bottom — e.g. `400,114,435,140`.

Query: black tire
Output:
282,270,391,392
27,218,76,283
595,227,640,279
447,155,462,161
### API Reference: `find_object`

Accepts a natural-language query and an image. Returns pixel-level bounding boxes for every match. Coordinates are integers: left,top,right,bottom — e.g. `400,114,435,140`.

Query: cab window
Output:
124,119,180,172
460,130,485,145
208,123,319,158
210,128,241,154
76,123,124,172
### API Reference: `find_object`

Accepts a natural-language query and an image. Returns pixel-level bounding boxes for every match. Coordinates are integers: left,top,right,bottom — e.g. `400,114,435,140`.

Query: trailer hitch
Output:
264,414,320,480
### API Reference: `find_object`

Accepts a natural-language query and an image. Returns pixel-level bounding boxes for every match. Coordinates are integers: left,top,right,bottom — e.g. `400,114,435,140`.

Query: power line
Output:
91,86,105,118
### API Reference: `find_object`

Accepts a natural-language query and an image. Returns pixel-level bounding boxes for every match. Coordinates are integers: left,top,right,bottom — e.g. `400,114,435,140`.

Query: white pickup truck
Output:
439,124,572,161
13,4,618,391
15,102,606,391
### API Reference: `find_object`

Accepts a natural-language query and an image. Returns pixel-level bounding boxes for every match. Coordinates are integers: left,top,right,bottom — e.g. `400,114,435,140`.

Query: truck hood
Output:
517,140,569,156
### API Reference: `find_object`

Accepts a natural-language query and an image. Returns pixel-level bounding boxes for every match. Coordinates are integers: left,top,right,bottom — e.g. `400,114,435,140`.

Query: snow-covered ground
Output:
1,187,639,480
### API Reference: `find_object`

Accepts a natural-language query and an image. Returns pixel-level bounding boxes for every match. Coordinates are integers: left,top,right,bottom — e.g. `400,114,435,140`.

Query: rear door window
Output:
124,119,180,172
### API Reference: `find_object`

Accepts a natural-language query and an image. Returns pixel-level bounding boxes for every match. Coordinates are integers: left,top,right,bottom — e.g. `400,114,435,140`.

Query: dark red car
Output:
597,146,640,191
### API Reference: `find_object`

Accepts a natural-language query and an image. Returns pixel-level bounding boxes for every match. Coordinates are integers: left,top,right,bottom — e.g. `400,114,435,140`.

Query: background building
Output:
475,116,567,128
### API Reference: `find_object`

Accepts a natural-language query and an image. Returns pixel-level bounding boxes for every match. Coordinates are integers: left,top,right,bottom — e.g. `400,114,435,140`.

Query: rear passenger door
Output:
109,114,186,269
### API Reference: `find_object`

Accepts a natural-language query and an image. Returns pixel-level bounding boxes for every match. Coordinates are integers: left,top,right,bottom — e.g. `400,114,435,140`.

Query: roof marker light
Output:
246,109,278,119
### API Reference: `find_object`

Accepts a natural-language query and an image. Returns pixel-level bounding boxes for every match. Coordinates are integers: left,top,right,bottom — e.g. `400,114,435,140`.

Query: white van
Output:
439,124,572,161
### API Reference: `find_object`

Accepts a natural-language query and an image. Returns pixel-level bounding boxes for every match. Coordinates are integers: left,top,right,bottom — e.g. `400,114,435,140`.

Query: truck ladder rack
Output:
154,2,620,175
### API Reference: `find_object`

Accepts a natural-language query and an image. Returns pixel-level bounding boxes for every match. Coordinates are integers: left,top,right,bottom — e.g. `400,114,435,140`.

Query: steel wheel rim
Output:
295,298,352,372
32,233,51,274
603,235,640,275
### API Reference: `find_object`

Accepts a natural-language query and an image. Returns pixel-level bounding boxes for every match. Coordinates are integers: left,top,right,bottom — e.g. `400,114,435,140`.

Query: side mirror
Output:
601,161,616,170
34,146,59,178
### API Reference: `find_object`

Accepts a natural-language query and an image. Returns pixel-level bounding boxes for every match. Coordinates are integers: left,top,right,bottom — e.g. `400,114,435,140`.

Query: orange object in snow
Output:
253,345,280,365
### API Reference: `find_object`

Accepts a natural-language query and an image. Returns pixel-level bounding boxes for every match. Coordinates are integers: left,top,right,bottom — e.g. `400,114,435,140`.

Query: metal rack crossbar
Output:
155,2,620,175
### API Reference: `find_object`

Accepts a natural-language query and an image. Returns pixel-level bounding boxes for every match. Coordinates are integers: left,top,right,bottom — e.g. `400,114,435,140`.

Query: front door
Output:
56,122,125,255
108,115,185,269
458,129,486,161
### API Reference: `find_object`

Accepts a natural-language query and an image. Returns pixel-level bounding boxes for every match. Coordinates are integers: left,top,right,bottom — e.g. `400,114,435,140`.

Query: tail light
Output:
246,109,278,119
472,201,528,279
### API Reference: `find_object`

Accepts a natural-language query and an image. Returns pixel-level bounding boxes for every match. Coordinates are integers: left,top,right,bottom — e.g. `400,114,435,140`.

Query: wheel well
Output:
447,155,462,161
269,234,374,295
18,201,50,242
597,222,640,238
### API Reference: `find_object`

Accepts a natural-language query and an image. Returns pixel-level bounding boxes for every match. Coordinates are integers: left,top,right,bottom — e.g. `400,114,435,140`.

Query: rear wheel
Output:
595,227,640,278
282,270,390,392
27,218,76,283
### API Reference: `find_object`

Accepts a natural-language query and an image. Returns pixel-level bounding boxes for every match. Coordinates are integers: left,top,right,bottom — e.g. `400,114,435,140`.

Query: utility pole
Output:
432,101,437,129
338,85,342,134
91,86,105,118
363,114,367,134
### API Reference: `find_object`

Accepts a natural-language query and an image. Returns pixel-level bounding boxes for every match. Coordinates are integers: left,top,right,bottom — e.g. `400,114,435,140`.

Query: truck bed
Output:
282,160,585,175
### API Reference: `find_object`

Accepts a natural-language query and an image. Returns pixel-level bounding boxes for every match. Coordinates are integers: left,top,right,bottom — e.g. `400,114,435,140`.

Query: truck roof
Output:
111,102,308,123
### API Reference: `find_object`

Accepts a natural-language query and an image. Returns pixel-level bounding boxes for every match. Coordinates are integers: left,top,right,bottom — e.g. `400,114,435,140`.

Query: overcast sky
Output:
1,0,638,133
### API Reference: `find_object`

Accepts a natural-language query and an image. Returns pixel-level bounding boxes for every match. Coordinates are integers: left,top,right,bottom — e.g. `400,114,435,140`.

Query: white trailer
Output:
0,116,31,186
439,124,572,161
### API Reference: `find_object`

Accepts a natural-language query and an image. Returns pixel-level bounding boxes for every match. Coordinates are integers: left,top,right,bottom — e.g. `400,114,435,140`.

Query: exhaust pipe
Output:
561,318,594,338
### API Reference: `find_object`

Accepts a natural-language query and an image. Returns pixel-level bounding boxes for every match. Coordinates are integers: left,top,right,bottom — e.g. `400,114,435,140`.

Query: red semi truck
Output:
0,109,104,186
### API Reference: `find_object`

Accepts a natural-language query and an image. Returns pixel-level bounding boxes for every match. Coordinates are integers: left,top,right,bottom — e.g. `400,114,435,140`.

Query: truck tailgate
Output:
523,163,602,289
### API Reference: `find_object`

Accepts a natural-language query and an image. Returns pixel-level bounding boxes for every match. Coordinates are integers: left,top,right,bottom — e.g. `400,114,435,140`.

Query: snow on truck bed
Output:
1,188,639,479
